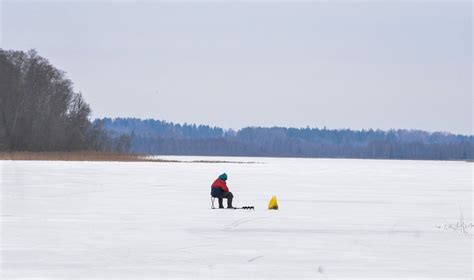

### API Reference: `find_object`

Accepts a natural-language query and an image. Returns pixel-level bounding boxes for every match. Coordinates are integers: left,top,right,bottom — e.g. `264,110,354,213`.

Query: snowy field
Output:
1,157,472,279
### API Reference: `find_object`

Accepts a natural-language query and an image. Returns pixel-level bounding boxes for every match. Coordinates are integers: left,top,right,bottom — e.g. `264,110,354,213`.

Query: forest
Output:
0,49,121,152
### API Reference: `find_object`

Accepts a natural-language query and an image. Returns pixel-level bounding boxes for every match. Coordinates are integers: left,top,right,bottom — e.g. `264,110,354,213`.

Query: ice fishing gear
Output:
268,195,278,210
229,206,254,210
211,206,254,210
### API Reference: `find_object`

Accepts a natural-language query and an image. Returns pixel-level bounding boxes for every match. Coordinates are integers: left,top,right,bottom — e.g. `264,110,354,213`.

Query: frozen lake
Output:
1,157,472,279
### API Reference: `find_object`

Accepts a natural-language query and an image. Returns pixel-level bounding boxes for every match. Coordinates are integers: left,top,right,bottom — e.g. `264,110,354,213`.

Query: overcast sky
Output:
1,0,472,134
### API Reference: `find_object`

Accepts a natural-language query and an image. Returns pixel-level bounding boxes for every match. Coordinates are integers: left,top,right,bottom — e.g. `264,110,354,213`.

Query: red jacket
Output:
211,178,229,192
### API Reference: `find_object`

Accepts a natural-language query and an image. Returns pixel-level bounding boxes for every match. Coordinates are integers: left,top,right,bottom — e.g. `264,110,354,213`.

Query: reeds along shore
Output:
0,152,257,164
0,152,153,162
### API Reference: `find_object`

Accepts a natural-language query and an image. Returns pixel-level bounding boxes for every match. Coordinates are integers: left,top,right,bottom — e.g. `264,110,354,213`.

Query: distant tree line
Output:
99,118,474,160
0,49,127,152
2,48,471,160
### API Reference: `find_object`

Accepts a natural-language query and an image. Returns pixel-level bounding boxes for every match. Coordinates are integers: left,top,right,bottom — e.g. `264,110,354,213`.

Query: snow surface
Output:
1,157,472,279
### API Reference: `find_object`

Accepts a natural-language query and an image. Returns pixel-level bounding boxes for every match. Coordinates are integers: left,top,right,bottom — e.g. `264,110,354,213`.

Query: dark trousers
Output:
218,192,233,208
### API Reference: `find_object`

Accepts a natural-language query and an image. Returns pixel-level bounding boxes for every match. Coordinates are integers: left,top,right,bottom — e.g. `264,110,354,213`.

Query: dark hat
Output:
218,173,227,181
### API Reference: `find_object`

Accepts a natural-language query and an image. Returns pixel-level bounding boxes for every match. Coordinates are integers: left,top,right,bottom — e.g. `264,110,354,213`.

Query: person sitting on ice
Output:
211,173,234,208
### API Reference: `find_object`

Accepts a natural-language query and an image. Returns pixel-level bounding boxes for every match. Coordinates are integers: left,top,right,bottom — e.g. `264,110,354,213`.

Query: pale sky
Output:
1,0,472,134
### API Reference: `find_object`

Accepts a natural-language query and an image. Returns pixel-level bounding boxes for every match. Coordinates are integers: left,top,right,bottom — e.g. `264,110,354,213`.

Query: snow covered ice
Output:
1,157,472,279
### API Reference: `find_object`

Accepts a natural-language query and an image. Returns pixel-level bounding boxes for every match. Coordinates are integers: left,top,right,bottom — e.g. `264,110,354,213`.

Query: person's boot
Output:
227,196,234,209
218,198,224,208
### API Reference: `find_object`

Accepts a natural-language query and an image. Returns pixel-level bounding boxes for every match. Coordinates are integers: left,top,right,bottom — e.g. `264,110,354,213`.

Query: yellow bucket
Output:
268,195,279,210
